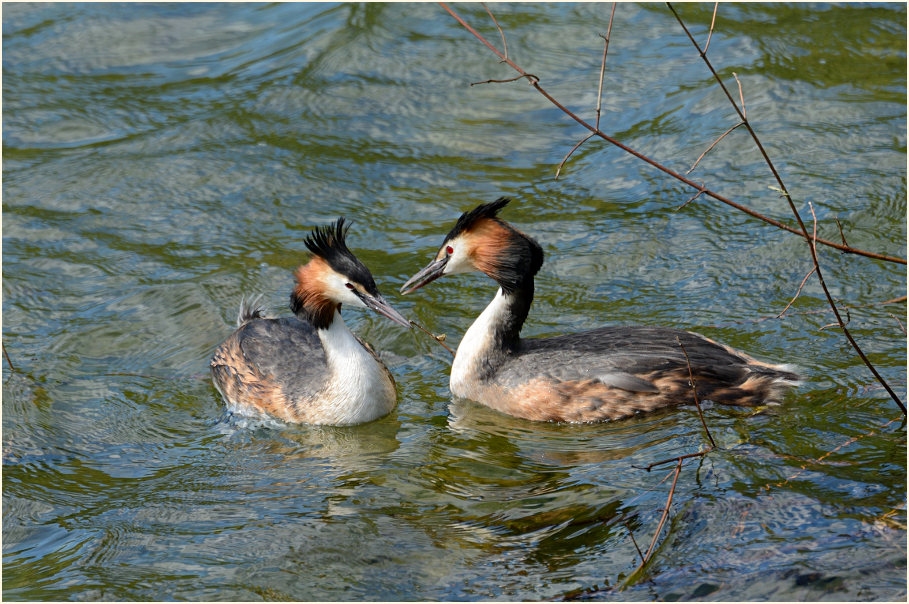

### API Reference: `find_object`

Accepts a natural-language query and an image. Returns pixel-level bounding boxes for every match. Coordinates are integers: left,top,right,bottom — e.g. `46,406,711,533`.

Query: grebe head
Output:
291,218,411,330
400,197,543,295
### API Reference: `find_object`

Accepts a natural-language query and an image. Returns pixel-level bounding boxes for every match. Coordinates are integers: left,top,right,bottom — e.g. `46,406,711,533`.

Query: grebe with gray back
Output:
211,218,411,425
401,198,799,423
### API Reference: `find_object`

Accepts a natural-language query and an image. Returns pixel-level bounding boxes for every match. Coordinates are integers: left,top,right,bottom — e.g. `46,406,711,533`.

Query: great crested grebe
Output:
401,198,800,423
210,218,411,426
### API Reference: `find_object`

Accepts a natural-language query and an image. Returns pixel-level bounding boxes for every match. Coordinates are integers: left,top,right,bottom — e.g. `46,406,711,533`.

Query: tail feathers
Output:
702,362,801,408
237,295,267,327
748,363,802,405
751,362,802,386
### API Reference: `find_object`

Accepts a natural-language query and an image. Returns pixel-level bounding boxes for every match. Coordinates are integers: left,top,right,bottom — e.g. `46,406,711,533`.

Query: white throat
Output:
450,287,510,397
317,310,396,425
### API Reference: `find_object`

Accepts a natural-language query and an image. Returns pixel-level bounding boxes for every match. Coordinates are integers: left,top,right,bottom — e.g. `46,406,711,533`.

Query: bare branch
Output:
2,343,15,372
703,2,719,54
686,121,744,175
890,313,907,336
482,2,508,60
834,216,850,248
759,416,904,493
556,3,616,180
440,2,906,265
676,183,707,211
733,295,906,326
778,267,817,318
625,521,646,564
595,3,617,130
470,74,539,86
778,202,819,317
556,132,594,179
677,337,717,448
667,2,905,414
732,71,746,119
643,459,683,562
877,295,908,305
637,449,709,472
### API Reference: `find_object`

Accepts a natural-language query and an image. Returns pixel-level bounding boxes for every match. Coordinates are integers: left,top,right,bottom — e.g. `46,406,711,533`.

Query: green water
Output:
3,2,905,601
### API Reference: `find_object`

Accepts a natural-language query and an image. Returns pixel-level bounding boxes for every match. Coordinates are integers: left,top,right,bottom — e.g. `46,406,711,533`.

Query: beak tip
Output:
400,257,447,296
362,292,412,329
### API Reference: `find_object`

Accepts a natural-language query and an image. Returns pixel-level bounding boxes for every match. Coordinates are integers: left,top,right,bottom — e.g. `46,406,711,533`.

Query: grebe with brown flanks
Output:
211,218,411,426
401,197,799,423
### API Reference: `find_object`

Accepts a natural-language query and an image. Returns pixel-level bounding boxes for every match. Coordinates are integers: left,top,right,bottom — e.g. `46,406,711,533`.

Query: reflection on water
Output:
3,2,906,601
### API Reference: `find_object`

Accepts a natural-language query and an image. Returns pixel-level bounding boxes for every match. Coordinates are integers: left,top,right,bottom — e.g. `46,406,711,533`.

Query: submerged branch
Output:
621,459,685,587
643,459,683,562
758,415,905,493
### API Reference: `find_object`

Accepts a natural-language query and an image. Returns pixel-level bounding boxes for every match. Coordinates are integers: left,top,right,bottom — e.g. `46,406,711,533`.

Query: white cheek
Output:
325,273,367,307
444,244,474,275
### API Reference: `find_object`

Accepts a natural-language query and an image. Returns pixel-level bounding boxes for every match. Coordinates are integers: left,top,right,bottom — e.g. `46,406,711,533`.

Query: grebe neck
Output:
451,282,534,394
316,310,395,424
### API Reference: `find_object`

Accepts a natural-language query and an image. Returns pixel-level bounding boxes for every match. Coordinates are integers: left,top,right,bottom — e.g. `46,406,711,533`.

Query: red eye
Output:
345,283,354,290
446,245,454,255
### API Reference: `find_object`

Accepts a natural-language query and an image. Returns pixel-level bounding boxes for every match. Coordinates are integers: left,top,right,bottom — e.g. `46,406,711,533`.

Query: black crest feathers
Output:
444,196,511,243
301,217,377,294
446,197,544,293
304,217,353,262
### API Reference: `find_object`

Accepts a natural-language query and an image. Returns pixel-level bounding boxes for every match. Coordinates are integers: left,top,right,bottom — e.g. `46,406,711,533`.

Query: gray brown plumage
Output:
211,218,410,426
401,198,799,423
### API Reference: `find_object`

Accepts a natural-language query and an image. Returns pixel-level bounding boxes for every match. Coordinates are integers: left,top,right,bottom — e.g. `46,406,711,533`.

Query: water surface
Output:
3,2,906,601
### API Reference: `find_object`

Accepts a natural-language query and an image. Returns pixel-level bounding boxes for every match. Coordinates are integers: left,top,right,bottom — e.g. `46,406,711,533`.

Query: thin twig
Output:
808,201,818,254
890,314,907,336
677,337,717,448
410,320,455,356
817,314,850,331
676,183,707,211
100,372,169,380
778,202,819,317
668,2,905,414
555,3,616,180
439,2,905,265
834,216,850,248
642,459,683,561
725,295,906,327
2,343,15,372
482,2,508,61
686,121,745,175
637,449,709,472
619,459,687,589
758,416,904,493
873,295,908,306
778,267,817,318
702,2,718,54
732,72,746,119
556,133,594,179
624,521,646,564
470,74,539,86
595,3,617,131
